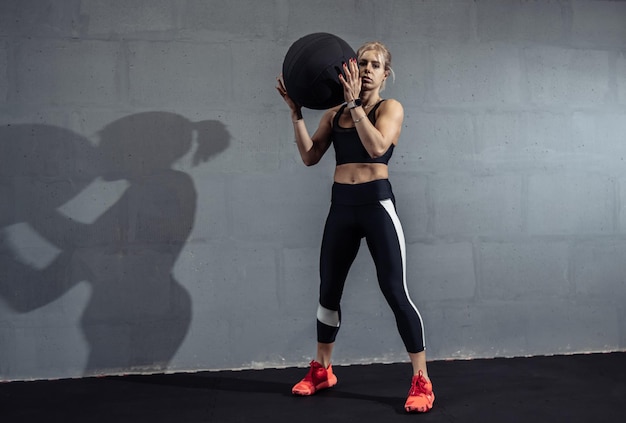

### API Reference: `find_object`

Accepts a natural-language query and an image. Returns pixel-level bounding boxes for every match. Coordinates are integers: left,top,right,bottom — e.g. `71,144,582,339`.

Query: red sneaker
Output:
404,371,435,413
292,361,338,396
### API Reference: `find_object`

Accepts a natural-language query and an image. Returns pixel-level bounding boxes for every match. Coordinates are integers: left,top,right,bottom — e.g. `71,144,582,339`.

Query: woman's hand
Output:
338,58,361,102
276,74,302,118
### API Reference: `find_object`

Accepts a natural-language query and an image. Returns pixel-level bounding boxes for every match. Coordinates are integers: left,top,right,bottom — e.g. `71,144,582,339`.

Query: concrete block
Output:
70,247,191,320
282,246,320,315
570,240,626,300
0,0,81,38
230,319,298,369
494,111,626,173
432,43,523,105
0,180,13,226
232,39,288,109
432,173,524,236
127,40,231,109
184,174,230,242
592,112,626,159
157,111,244,174
524,46,610,107
0,110,71,129
384,42,430,107
383,0,473,42
428,298,620,358
54,177,130,226
1,220,59,271
527,172,614,235
81,322,133,373
279,3,374,42
206,109,281,174
526,112,582,154
2,325,89,380
0,123,96,179
0,41,7,102
64,109,128,143
474,111,605,171
175,240,279,317
0,325,17,377
169,313,233,371
425,302,532,359
408,241,476,302
477,0,565,44
572,1,626,49
398,111,474,172
479,241,570,301
525,300,620,354
475,111,527,157
616,305,626,351
230,172,330,246
0,282,90,380
621,177,626,233
390,173,429,240
478,111,626,171
618,53,626,106
15,39,120,105
81,0,178,36
183,0,283,42
169,243,225,315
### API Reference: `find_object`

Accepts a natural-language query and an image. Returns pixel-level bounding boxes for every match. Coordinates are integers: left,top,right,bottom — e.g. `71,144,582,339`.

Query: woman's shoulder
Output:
379,98,402,109
377,98,404,117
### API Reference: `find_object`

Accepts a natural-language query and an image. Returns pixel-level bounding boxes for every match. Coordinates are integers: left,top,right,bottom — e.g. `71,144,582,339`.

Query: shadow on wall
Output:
0,112,230,376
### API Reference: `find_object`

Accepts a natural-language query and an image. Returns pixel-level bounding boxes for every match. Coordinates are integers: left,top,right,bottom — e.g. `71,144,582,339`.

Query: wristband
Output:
347,99,362,109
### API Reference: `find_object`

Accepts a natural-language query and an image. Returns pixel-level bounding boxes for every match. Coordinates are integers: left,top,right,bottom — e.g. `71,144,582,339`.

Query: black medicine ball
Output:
282,33,357,110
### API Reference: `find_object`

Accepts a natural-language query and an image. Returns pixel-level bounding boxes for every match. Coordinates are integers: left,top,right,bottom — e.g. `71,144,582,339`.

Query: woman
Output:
276,41,435,413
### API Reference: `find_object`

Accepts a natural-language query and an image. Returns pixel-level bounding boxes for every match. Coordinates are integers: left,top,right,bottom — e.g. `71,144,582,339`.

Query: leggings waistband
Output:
331,179,394,205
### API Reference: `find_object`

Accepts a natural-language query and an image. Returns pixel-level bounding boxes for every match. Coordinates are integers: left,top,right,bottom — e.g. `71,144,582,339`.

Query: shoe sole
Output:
405,393,435,413
405,404,433,413
292,377,338,396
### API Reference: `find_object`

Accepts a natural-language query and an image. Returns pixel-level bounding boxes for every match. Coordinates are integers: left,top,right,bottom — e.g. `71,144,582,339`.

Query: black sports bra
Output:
331,100,394,166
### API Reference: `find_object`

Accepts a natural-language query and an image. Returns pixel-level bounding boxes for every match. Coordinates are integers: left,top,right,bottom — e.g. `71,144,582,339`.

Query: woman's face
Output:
358,49,388,91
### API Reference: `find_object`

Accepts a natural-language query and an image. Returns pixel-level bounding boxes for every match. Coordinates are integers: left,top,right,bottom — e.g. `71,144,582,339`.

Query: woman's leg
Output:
315,342,335,369
362,199,435,412
364,199,426,357
292,204,360,396
409,351,429,379
316,203,362,349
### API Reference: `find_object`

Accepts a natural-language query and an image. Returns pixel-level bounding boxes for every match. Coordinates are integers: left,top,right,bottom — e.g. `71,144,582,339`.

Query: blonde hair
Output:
356,41,395,91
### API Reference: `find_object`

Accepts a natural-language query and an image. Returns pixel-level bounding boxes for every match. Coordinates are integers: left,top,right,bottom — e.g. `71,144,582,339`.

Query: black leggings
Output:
316,179,425,353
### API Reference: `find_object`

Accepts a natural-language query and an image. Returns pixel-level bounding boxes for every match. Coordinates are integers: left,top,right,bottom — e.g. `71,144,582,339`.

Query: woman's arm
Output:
277,76,334,166
292,111,334,166
350,99,403,158
339,59,404,158
350,99,404,159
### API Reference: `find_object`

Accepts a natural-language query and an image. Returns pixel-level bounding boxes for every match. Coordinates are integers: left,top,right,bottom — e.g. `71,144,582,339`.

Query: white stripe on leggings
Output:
379,199,426,348
317,303,340,327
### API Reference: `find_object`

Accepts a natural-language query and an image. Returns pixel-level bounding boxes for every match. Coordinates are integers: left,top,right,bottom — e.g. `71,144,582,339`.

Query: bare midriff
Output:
333,163,389,184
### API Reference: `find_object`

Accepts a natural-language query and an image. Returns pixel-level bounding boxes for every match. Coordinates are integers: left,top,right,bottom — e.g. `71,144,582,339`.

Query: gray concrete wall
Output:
1,0,625,381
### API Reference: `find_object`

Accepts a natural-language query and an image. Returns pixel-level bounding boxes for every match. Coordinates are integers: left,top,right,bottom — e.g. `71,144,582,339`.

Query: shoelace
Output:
408,373,430,396
304,361,326,383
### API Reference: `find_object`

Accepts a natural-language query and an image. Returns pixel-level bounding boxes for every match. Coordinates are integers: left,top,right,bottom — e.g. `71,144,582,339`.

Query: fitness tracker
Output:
347,99,362,109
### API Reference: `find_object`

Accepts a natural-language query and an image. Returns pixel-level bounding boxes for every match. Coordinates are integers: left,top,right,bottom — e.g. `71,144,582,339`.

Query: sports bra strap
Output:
333,99,386,127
